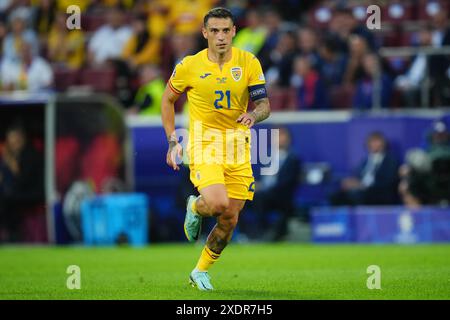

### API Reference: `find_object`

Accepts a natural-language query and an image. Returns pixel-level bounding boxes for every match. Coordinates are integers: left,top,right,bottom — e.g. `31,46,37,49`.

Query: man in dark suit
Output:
252,126,301,241
331,131,399,206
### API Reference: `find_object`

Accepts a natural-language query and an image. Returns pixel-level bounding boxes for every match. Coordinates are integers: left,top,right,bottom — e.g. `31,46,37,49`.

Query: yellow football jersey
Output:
169,46,266,138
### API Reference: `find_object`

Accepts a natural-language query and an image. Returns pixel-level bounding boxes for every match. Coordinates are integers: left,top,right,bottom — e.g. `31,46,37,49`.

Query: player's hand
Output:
166,141,183,171
236,112,256,128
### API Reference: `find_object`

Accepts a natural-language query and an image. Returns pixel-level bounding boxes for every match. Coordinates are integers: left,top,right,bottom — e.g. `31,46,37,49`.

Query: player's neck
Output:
207,48,232,68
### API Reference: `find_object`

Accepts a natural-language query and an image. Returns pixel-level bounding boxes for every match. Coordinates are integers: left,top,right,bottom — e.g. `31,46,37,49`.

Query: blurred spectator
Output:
225,0,247,24
96,0,135,10
1,40,54,91
146,0,170,39
427,121,450,161
56,0,90,12
430,10,450,47
258,8,282,71
87,5,132,66
233,8,267,55
122,14,161,70
328,7,376,53
0,0,13,15
0,122,44,242
343,34,370,85
167,0,214,36
426,121,450,204
296,26,320,69
331,132,399,205
3,7,39,63
252,126,301,241
317,35,348,87
265,31,297,87
291,54,329,110
47,11,85,69
353,53,393,109
399,121,450,207
130,64,165,115
394,28,433,107
0,18,6,58
1,0,30,17
398,147,432,208
170,32,197,66
429,11,450,106
32,0,56,41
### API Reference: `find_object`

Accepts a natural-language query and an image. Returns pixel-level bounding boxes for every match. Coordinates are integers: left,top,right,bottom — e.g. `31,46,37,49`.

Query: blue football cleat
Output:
184,195,202,242
189,270,214,291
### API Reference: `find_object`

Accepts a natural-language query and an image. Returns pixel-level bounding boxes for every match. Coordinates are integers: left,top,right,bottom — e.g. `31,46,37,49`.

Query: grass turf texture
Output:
0,243,449,300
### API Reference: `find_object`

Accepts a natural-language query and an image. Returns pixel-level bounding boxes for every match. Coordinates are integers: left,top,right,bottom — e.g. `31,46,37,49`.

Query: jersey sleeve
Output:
168,59,189,94
248,55,266,87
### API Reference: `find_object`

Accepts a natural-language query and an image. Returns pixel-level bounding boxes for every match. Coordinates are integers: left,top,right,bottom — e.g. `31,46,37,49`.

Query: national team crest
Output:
231,67,242,81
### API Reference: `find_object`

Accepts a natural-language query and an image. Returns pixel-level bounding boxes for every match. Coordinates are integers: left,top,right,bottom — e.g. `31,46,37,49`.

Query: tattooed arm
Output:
236,97,271,128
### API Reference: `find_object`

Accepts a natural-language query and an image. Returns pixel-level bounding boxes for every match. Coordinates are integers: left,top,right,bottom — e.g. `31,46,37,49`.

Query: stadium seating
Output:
79,67,117,94
329,85,355,109
382,2,415,24
417,0,449,20
307,5,333,29
81,14,107,32
53,68,80,92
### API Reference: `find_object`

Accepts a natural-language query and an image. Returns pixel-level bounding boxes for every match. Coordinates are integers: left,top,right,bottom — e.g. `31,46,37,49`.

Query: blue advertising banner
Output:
81,193,149,246
311,207,354,242
312,206,450,243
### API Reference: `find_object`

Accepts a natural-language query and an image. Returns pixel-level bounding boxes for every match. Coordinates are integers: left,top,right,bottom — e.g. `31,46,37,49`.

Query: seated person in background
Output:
399,121,450,207
331,131,399,206
121,14,161,70
398,148,432,208
290,55,329,110
0,123,44,242
252,127,301,241
129,64,165,115
0,40,54,91
427,121,450,161
352,53,393,110
47,11,85,70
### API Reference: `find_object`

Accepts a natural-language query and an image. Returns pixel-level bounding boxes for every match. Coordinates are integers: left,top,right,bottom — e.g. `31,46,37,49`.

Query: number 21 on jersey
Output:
214,90,231,109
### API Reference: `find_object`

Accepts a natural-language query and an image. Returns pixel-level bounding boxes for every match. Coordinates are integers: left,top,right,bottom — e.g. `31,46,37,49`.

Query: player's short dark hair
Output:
203,7,234,27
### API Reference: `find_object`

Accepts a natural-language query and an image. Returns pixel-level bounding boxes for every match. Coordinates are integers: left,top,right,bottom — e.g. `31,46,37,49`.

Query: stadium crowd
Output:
0,0,449,111
1,0,450,243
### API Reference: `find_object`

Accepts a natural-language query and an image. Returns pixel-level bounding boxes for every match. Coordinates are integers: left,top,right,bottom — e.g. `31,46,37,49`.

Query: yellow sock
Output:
195,246,221,272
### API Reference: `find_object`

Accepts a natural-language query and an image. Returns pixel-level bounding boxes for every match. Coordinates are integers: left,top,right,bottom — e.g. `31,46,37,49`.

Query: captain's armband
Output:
248,84,267,101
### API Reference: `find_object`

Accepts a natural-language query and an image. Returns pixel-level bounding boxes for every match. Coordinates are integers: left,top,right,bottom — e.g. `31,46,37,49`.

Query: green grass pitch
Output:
0,243,449,300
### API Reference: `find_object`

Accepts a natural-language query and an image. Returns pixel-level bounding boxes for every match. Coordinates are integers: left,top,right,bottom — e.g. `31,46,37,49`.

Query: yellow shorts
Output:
189,162,255,201
187,129,254,200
